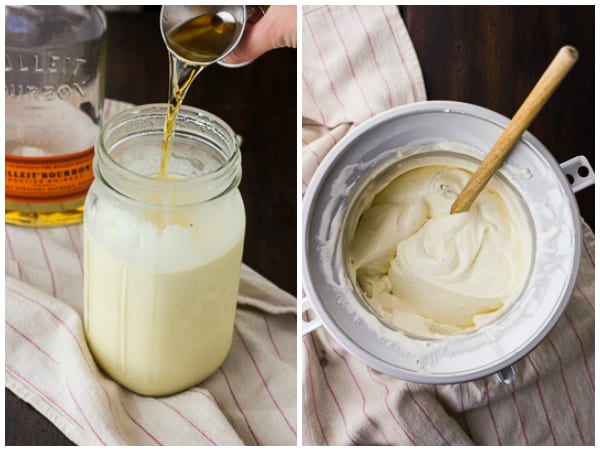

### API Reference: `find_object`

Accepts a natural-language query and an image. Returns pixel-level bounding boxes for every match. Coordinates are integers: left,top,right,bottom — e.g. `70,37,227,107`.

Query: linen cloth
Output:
5,99,297,446
301,5,595,446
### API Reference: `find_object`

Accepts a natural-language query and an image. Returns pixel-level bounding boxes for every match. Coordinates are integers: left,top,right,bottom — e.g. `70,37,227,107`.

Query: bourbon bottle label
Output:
5,146,94,203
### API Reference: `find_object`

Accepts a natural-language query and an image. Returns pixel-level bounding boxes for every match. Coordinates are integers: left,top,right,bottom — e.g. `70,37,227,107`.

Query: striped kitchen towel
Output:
302,4,427,193
301,5,594,446
5,99,297,446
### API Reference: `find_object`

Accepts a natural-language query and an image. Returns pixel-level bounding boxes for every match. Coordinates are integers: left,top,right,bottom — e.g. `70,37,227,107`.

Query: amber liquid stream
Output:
6,13,237,226
158,13,237,178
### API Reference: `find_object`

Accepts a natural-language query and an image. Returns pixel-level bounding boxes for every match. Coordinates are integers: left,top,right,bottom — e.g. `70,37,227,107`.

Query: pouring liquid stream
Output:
158,12,238,179
83,9,247,398
157,56,202,179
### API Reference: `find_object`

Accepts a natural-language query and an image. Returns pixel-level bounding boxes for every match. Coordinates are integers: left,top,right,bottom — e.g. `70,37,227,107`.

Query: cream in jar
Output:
84,192,244,396
84,105,245,396
348,161,532,338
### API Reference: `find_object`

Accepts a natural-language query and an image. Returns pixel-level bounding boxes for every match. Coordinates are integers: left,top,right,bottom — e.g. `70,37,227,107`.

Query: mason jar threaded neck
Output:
95,103,241,206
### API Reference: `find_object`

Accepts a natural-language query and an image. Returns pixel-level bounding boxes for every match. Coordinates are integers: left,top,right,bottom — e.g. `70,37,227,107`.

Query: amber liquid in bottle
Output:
158,13,237,178
5,6,105,227
5,198,87,227
5,101,98,227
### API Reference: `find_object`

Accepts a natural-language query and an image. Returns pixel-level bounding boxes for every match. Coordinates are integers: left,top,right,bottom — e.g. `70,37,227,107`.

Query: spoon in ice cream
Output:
450,45,579,214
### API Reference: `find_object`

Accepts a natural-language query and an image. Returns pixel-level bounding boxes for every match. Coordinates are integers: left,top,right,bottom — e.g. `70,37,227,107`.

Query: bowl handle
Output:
302,297,322,335
560,155,595,193
495,364,517,384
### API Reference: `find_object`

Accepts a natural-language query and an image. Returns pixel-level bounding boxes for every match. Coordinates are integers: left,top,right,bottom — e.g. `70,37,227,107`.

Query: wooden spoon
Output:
450,45,579,214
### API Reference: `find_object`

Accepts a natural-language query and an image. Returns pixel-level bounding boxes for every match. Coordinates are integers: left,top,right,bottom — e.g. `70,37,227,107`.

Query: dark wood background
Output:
5,5,594,445
401,5,594,229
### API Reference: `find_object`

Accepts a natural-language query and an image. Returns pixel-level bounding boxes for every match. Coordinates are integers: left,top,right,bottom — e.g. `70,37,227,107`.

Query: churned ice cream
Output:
348,160,532,339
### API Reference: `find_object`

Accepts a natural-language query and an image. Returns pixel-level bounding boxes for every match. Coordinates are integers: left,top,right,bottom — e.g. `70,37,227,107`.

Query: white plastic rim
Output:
302,101,583,384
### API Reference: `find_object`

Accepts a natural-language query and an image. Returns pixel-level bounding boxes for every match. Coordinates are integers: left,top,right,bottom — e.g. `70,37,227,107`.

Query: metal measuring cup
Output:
160,5,266,68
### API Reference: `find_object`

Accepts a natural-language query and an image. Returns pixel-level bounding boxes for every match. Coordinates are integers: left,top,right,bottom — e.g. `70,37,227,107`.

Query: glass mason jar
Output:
5,5,106,227
83,104,245,396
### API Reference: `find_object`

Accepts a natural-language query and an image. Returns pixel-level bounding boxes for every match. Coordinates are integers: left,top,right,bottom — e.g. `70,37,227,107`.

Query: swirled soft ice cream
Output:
348,161,532,338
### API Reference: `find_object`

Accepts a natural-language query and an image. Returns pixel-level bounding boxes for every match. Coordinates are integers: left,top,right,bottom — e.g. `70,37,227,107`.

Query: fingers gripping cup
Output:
160,5,267,68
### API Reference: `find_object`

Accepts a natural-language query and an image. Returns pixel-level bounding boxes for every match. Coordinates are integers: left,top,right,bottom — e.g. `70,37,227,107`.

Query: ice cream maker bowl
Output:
302,101,594,384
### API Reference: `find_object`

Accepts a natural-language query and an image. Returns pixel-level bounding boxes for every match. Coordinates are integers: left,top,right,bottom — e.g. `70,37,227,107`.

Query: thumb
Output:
224,6,297,65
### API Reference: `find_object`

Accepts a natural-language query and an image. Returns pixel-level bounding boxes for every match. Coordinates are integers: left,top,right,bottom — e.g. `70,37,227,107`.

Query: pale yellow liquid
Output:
83,12,245,396
84,228,244,396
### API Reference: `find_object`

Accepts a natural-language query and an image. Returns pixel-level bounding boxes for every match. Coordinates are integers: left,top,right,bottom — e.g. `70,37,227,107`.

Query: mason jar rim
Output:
95,103,241,206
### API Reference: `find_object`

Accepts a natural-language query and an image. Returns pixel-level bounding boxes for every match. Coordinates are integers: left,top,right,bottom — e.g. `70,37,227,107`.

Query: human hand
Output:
224,5,297,65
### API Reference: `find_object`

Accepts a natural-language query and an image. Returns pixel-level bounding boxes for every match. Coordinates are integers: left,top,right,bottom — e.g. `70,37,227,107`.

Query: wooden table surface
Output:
6,5,594,445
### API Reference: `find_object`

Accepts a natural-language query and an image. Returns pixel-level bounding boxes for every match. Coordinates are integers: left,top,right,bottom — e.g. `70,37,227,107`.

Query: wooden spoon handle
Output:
450,45,579,214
